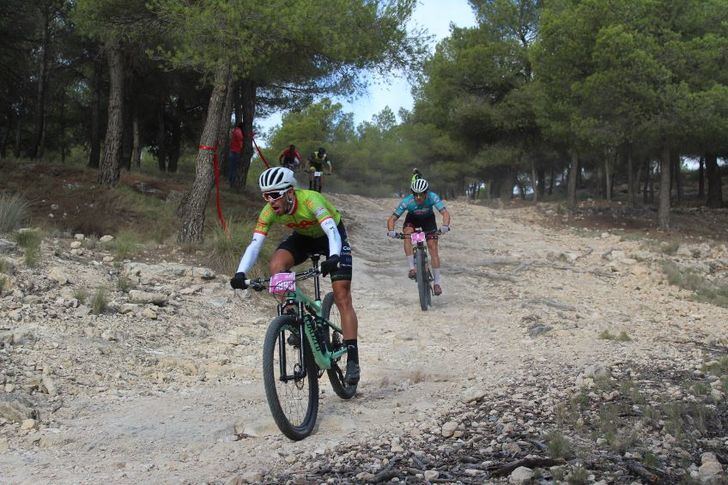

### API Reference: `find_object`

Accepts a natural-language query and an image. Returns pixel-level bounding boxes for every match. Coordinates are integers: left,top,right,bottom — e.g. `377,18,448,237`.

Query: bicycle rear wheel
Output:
415,247,430,311
322,292,356,399
262,315,319,440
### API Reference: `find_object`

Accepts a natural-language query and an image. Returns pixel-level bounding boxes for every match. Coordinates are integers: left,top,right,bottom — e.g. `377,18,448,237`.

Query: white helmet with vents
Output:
410,178,429,194
258,167,296,192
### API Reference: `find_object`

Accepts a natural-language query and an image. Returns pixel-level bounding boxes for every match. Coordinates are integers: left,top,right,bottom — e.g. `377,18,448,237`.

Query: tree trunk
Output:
168,95,184,173
0,111,10,158
705,153,723,208
98,40,124,187
626,146,636,207
548,167,554,195
537,167,545,199
88,55,102,168
177,64,231,244
672,151,683,202
698,156,705,199
531,161,538,203
157,95,167,171
131,113,141,168
235,79,257,190
59,92,66,163
30,4,51,160
604,156,612,202
658,145,671,230
14,116,21,158
567,150,578,209
121,95,133,171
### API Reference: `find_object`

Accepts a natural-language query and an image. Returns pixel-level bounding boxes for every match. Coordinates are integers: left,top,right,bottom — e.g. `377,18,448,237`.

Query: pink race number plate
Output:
411,232,426,244
269,272,296,295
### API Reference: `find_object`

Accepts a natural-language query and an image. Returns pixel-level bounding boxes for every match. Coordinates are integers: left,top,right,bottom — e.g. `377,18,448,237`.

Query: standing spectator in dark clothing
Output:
228,122,244,187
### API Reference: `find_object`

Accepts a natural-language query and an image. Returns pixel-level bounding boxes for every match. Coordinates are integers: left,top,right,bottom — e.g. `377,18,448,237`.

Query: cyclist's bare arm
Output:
440,208,451,227
386,214,399,232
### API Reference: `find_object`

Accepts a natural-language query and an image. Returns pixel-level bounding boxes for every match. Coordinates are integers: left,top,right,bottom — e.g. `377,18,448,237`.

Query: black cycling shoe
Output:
345,360,360,385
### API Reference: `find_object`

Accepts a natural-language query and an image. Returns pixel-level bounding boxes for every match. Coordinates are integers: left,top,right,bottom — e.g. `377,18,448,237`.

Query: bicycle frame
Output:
253,256,347,372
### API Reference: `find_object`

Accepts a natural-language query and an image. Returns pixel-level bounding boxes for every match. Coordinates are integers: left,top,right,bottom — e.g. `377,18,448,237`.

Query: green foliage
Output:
566,464,589,485
204,219,274,277
0,193,30,234
117,276,134,293
0,258,8,274
0,275,7,294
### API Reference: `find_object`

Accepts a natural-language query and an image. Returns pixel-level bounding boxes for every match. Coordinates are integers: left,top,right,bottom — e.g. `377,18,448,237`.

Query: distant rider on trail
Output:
386,178,451,296
278,144,302,171
306,147,333,191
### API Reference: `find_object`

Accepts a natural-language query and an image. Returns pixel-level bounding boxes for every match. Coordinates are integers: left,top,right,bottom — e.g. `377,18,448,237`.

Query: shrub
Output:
14,229,42,267
0,193,30,233
545,430,572,459
0,275,7,294
662,261,728,308
106,230,142,259
91,287,108,314
73,288,88,304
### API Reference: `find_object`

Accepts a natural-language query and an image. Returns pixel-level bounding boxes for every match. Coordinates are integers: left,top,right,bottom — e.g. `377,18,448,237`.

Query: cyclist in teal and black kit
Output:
386,178,451,296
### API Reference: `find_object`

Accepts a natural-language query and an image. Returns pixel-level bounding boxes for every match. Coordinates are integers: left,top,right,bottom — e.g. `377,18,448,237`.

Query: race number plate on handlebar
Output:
314,171,322,177
411,232,426,244
269,272,296,295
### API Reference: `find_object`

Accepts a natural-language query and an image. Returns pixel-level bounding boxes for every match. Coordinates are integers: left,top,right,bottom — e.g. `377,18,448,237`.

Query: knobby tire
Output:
415,246,430,311
321,292,356,399
262,315,319,440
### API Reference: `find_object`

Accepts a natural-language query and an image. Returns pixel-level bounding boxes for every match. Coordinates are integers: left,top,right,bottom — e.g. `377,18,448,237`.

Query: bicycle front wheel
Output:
262,315,319,440
415,247,430,311
322,292,356,399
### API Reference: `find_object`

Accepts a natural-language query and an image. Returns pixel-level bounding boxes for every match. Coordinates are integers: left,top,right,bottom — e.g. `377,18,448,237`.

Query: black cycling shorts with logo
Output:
277,222,353,282
403,211,438,236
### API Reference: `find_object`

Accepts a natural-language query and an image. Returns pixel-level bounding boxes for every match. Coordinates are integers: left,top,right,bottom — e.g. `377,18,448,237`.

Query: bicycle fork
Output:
277,301,307,383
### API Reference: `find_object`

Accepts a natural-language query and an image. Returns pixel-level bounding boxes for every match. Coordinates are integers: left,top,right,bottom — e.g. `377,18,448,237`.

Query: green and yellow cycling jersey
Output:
254,189,341,238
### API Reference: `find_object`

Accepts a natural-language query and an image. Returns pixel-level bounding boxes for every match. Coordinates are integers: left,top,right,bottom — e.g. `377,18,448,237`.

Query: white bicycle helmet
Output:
259,167,296,192
411,178,429,193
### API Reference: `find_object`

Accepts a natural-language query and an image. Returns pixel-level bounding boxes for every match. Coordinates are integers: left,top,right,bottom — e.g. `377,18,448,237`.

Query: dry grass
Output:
91,287,109,314
598,329,632,341
0,192,30,233
661,261,728,308
14,228,42,267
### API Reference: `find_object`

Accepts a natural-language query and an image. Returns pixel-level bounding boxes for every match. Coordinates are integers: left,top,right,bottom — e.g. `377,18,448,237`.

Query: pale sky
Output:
257,0,477,141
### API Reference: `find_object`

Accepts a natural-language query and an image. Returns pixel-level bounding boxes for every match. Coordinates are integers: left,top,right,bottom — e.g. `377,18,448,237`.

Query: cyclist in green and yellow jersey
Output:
230,167,360,385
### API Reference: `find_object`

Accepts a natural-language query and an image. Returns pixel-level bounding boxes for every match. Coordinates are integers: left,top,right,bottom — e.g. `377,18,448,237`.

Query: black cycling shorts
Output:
277,222,353,282
403,211,438,235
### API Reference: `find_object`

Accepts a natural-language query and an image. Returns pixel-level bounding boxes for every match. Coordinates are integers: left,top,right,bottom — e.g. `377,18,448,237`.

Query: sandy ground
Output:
1,194,726,484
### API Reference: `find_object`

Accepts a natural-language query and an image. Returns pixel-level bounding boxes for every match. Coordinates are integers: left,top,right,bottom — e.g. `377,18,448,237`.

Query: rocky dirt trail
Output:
1,195,727,484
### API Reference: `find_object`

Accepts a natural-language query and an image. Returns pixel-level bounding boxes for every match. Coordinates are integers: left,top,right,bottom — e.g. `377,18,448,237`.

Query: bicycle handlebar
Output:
391,229,443,240
244,266,320,292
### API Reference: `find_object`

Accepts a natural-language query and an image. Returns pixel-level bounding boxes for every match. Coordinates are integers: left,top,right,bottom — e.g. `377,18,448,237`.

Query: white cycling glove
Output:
387,230,397,238
440,225,450,234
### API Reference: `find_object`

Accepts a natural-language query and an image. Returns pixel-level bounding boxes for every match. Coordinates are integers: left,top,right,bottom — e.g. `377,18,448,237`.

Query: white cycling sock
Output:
432,268,441,284
407,255,415,270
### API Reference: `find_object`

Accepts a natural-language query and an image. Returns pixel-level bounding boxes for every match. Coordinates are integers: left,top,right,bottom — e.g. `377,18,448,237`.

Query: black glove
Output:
321,255,340,277
230,271,248,290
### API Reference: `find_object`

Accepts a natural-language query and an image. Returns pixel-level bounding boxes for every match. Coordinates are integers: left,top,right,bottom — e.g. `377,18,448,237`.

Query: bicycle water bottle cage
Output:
411,232,426,244
269,272,296,295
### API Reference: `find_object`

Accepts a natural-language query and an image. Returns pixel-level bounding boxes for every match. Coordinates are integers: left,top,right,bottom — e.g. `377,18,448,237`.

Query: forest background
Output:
1,0,726,245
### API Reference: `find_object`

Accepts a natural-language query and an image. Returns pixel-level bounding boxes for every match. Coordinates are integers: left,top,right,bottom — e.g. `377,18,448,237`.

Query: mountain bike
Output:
393,229,441,311
307,168,331,192
245,254,356,440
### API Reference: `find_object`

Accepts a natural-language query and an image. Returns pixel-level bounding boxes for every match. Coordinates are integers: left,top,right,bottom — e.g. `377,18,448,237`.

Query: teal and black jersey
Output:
393,192,446,218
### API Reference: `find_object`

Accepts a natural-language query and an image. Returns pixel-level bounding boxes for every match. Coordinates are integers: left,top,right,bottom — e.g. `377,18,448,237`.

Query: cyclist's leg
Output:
328,227,359,384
